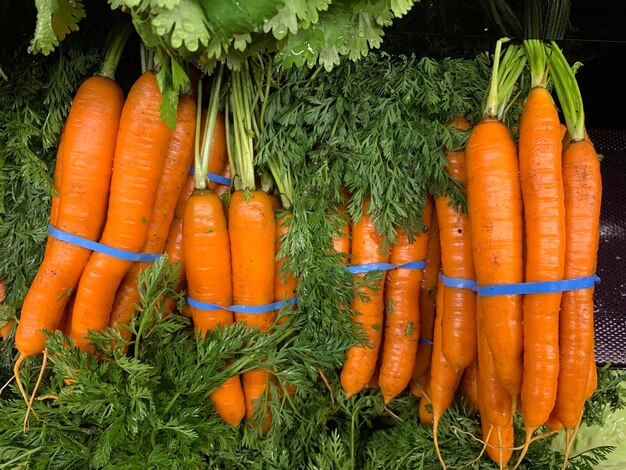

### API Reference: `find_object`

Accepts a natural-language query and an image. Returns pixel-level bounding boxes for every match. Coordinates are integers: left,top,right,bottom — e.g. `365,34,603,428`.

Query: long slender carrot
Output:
549,41,602,437
430,282,463,469
436,117,476,372
340,198,390,398
379,200,433,403
70,70,171,351
108,93,196,341
15,32,128,359
466,40,525,399
515,39,565,467
410,203,440,394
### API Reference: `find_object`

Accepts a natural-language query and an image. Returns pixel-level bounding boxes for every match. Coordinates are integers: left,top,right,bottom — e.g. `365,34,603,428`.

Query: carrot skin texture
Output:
16,76,124,356
519,86,564,430
70,71,171,351
436,117,476,371
466,119,524,398
185,189,246,426
379,200,433,403
411,204,440,391
341,199,390,398
229,190,275,424
555,139,601,429
108,94,196,338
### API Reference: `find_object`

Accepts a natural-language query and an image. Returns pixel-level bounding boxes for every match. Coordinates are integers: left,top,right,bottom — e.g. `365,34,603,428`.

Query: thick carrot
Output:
515,40,565,465
430,282,463,469
466,40,525,400
436,117,476,372
229,190,276,423
410,204,440,393
379,200,433,403
185,188,246,426
340,198,390,398
16,75,124,357
108,93,196,340
70,71,171,351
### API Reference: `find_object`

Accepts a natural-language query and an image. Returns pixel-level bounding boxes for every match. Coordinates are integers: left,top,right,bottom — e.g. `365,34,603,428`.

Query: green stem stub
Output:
524,39,548,88
484,38,527,121
548,41,585,142
99,23,133,80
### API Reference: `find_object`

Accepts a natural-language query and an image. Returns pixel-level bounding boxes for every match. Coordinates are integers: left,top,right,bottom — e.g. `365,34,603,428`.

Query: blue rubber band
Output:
345,261,426,274
189,167,232,186
475,275,601,297
187,296,297,314
439,273,477,290
419,338,434,345
48,225,161,262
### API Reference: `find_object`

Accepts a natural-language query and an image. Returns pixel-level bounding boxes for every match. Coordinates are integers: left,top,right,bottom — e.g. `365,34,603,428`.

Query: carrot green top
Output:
548,41,585,142
98,23,132,80
229,62,256,192
523,39,548,89
484,38,527,121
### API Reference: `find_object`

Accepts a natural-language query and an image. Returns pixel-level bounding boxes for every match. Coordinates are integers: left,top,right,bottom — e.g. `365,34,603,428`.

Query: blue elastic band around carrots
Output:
48,225,161,262
438,272,600,296
188,167,232,186
187,296,297,314
345,261,426,274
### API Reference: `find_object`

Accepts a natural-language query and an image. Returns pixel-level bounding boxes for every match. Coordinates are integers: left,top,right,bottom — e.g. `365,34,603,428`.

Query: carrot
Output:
15,31,128,359
436,117,476,372
44,135,64,257
549,42,602,442
515,40,565,467
199,109,228,191
379,200,433,403
340,198,390,398
214,162,232,198
70,70,172,351
466,40,525,399
185,189,246,426
419,382,433,426
430,281,463,469
410,203,440,394
228,64,276,427
585,354,597,400
481,417,514,469
458,359,479,415
108,93,196,341
0,279,14,339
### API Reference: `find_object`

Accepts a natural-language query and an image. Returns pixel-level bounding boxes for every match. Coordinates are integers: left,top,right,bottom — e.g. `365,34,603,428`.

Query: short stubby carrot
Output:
518,85,564,441
466,118,524,399
108,94,196,340
70,71,171,351
555,138,602,430
340,199,390,398
185,188,246,426
436,117,476,372
229,190,276,424
379,200,433,403
17,75,124,357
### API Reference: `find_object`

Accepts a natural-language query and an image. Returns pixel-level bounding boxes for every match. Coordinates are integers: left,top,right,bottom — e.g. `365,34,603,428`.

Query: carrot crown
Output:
548,41,585,142
523,39,548,88
98,23,132,80
484,38,527,121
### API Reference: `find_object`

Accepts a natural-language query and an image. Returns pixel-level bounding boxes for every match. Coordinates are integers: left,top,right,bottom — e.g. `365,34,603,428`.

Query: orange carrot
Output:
515,39,565,465
436,117,476,372
430,282,463,468
108,93,196,341
340,198,390,398
458,359,479,415
410,204,440,394
465,41,525,399
0,279,14,339
70,71,171,351
379,200,433,403
481,417,514,469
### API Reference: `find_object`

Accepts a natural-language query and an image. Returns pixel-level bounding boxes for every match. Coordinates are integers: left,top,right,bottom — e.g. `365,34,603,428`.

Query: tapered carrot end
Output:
382,394,392,405
344,391,354,400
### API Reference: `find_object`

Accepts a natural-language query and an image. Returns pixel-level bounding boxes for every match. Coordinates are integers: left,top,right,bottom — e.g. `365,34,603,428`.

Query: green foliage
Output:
31,0,86,55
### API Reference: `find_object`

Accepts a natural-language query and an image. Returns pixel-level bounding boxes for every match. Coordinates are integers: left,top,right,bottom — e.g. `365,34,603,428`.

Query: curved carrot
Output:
410,205,440,393
16,75,124,357
185,188,246,426
340,198,390,398
436,117,476,372
229,190,276,424
379,200,433,403
70,71,171,351
466,118,523,399
430,282,463,468
516,41,565,464
108,93,196,340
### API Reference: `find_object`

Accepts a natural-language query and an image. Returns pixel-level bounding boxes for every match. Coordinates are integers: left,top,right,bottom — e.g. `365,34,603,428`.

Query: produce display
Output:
1,1,625,469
